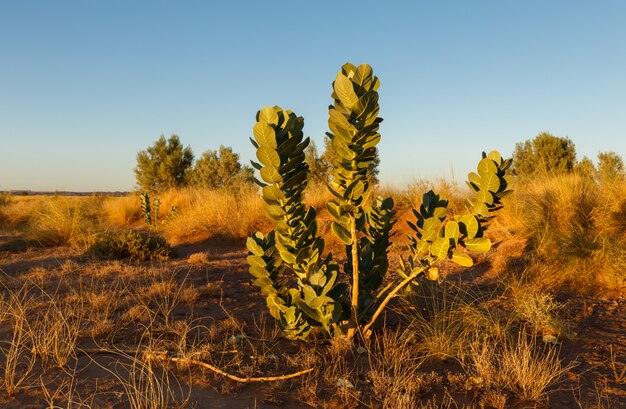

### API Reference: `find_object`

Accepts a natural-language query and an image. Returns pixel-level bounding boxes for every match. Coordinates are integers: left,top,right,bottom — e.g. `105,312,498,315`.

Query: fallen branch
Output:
168,357,313,383
81,347,313,383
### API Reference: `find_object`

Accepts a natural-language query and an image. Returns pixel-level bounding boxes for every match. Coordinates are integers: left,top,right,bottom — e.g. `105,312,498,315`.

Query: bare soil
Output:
1,235,625,408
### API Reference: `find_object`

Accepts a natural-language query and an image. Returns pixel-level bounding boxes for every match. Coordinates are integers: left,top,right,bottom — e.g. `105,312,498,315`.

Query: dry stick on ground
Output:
82,347,313,383
167,356,313,383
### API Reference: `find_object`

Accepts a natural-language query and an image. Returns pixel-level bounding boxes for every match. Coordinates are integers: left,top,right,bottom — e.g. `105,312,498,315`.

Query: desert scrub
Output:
505,173,626,291
88,230,171,261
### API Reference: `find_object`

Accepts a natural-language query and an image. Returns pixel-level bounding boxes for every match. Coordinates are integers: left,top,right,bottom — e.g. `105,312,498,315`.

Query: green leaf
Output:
258,106,279,125
481,172,500,193
262,186,285,202
477,158,498,177
334,74,359,108
257,146,281,168
444,221,460,239
260,166,282,184
352,64,373,88
451,251,473,267
249,265,269,279
473,201,489,216
468,172,481,188
464,237,492,253
459,215,479,239
430,237,450,260
253,122,277,148
487,150,502,163
246,237,265,257
331,222,353,245
476,190,494,205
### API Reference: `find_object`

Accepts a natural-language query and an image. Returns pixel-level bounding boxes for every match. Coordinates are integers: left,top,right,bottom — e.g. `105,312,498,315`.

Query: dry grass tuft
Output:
29,199,88,247
187,251,209,264
368,328,433,408
102,194,142,227
501,174,626,291
161,187,271,244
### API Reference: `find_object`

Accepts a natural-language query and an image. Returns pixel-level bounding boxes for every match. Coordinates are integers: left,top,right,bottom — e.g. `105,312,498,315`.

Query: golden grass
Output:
102,194,142,227
498,174,626,291
159,187,271,244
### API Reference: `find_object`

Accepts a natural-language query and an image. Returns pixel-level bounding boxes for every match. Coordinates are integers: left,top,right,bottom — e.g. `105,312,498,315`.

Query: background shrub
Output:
89,230,172,261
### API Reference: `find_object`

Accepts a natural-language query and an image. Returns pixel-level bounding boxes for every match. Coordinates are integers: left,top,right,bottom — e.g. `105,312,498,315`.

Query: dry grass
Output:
158,188,271,244
507,281,574,340
0,285,36,397
499,174,626,291
405,283,479,361
367,328,432,408
463,330,575,402
30,296,80,368
186,251,209,264
29,199,89,247
102,194,142,227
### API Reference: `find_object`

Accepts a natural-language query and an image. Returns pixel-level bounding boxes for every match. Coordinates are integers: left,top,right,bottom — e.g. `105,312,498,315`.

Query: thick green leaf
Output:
445,221,460,239
253,122,277,148
477,158,498,177
331,222,353,245
262,186,285,203
451,251,473,267
487,150,502,163
481,172,500,193
464,237,492,253
257,146,281,168
260,166,282,184
430,237,450,260
258,106,279,125
246,237,265,257
334,74,359,108
459,214,479,239
476,189,494,205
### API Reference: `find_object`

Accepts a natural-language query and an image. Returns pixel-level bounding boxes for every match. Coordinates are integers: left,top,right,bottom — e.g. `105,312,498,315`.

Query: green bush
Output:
89,230,171,261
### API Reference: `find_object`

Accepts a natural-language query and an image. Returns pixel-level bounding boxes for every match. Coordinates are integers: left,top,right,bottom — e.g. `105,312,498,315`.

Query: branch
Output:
168,357,313,383
361,267,424,337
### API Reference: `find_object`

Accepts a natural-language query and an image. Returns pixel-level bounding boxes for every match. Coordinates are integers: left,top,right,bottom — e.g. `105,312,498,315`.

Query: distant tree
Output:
512,132,577,177
574,156,596,179
304,140,329,184
321,135,380,184
135,135,194,193
597,151,625,181
191,145,253,189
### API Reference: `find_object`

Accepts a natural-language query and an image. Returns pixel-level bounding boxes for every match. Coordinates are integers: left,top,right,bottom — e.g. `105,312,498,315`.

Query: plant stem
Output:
361,267,424,338
347,216,360,338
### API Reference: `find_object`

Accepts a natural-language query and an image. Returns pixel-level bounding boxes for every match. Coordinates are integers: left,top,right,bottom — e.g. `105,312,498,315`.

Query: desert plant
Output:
135,134,194,193
89,230,171,261
597,151,625,182
190,145,254,189
512,132,576,178
246,62,511,340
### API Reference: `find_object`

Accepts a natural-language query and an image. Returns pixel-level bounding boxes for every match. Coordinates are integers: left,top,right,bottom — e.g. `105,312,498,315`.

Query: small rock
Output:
542,334,559,345
227,334,245,344
335,378,354,389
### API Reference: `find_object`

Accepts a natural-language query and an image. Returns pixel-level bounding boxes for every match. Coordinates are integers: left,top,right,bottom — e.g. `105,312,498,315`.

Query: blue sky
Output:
1,1,625,191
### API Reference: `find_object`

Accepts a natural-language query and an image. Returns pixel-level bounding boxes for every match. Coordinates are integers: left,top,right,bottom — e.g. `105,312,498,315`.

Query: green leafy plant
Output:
247,62,511,341
140,193,177,228
89,230,171,262
135,134,194,193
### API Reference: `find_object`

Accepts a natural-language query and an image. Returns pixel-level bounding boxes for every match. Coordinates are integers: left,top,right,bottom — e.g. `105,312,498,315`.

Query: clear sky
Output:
1,1,625,191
